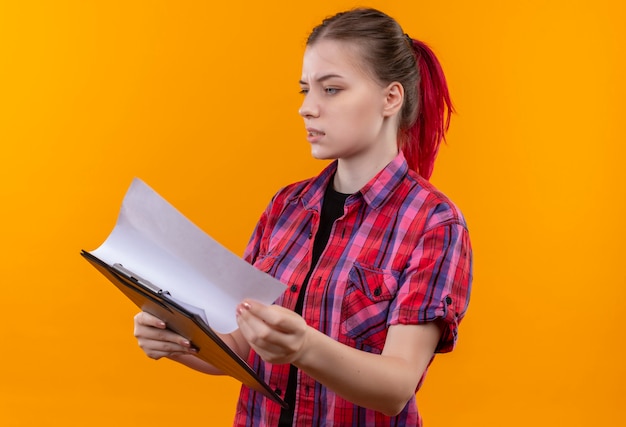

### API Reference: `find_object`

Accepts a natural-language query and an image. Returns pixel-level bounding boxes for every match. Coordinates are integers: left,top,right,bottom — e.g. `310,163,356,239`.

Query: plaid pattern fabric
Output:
233,153,472,426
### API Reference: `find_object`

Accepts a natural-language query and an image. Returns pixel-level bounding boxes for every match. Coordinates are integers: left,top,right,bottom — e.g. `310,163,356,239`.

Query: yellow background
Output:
1,0,624,425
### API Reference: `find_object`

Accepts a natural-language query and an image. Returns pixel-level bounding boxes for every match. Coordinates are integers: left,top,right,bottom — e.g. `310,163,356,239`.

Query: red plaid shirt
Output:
234,153,472,426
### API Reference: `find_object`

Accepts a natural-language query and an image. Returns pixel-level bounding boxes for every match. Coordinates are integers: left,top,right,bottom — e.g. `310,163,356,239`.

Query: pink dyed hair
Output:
402,38,454,180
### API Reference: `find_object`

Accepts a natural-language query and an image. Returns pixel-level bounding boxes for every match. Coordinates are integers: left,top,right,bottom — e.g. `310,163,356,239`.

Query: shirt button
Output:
445,296,453,305
373,286,382,297
290,285,298,293
274,388,282,396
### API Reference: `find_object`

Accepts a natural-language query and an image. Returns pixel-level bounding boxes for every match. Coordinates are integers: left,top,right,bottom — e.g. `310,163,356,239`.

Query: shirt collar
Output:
296,152,410,211
359,151,409,209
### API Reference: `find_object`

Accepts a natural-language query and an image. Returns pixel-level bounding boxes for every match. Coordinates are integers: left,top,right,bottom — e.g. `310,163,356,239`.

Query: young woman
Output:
134,8,472,426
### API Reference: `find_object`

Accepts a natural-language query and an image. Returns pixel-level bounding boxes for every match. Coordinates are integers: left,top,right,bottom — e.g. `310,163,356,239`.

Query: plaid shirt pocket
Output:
340,262,400,352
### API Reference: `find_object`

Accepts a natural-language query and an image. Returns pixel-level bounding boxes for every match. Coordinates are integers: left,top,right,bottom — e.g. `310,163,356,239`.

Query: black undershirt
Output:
278,183,350,426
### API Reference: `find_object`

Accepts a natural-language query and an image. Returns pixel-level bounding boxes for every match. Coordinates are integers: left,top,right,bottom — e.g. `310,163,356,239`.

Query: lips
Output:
306,127,325,136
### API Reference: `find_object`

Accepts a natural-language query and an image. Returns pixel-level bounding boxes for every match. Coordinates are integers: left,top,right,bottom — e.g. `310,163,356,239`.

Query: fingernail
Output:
242,302,251,310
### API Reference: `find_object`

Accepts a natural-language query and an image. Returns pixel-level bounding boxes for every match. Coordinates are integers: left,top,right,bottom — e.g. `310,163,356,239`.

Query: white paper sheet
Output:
91,178,286,333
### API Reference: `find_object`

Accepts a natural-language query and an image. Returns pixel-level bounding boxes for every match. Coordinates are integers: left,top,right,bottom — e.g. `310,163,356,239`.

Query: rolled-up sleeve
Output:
389,221,473,353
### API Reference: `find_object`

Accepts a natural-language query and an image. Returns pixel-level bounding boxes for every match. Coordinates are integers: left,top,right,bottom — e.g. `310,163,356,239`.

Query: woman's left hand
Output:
235,300,310,365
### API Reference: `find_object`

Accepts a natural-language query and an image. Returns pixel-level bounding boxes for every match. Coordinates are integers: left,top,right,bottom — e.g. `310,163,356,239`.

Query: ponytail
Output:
402,38,454,180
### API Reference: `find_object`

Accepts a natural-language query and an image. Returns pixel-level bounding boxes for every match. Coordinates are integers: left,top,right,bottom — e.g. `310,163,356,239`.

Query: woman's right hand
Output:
133,311,196,360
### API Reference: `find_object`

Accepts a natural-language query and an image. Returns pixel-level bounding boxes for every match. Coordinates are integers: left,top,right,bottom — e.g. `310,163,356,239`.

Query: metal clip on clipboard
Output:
112,263,171,296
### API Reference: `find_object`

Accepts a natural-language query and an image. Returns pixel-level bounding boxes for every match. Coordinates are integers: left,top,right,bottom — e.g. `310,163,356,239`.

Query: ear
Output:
382,81,404,118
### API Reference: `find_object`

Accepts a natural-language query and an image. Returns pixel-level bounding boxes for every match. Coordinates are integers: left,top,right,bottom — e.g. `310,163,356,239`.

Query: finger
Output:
133,312,193,350
236,320,284,361
137,337,196,359
236,303,294,351
236,304,275,345
134,311,166,329
236,311,302,365
238,301,298,333
237,300,280,325
264,305,302,333
134,323,190,345
137,332,198,360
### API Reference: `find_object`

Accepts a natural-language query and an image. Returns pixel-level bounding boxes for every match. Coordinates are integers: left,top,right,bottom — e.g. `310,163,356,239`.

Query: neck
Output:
333,147,398,194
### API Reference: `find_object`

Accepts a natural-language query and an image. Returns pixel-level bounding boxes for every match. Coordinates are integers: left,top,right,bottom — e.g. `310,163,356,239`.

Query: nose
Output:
298,94,319,119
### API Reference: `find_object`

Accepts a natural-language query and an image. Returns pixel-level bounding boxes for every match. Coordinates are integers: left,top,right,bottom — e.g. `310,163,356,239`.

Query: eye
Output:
324,87,340,95
299,88,309,95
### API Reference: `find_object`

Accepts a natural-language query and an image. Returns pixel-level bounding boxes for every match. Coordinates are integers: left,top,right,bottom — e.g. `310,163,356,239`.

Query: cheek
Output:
334,98,379,127
350,91,383,119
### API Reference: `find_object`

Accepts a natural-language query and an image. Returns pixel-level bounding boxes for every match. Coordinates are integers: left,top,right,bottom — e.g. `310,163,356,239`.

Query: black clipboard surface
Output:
81,249,287,408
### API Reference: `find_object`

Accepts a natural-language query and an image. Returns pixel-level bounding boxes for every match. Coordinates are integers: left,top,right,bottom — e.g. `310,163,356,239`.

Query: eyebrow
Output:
298,74,344,85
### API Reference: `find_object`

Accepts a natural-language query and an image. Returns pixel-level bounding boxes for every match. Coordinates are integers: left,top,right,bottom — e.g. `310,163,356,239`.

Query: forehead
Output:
301,39,374,82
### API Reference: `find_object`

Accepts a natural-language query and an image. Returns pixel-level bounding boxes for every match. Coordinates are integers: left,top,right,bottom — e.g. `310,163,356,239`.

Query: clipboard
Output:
81,249,287,409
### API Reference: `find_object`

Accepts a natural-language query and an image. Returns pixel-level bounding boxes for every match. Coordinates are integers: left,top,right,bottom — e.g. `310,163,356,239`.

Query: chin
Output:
310,149,335,161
